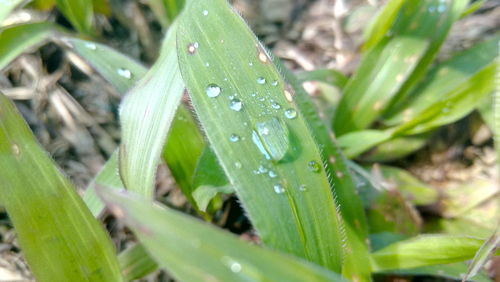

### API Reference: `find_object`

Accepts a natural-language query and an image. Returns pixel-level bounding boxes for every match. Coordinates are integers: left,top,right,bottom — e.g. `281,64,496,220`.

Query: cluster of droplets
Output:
428,0,447,13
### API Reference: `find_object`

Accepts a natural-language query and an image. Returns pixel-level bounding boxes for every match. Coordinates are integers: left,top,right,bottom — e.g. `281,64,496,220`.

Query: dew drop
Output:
258,165,268,173
230,262,242,273
117,68,132,79
252,117,289,161
11,144,20,156
428,6,435,13
203,10,209,16
235,162,242,169
299,184,307,192
271,80,278,86
229,134,240,142
205,62,210,67
257,77,266,85
206,84,221,98
271,102,281,110
284,89,293,102
284,108,297,119
249,62,254,66
308,160,321,173
85,42,97,50
437,4,446,13
187,43,197,54
268,170,277,178
273,184,285,194
229,99,242,111
258,51,268,63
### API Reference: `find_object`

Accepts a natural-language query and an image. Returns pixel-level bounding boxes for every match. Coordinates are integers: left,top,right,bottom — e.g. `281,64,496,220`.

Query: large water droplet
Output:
229,134,240,142
273,184,285,194
206,84,221,98
308,160,321,173
85,42,97,50
284,108,297,119
252,118,289,161
117,68,132,79
257,77,266,85
230,99,242,111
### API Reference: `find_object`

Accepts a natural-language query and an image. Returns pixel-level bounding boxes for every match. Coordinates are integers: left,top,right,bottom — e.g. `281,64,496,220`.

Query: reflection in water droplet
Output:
284,109,297,119
308,160,321,173
206,84,221,98
230,99,242,111
299,184,307,192
271,102,281,109
229,134,240,142
117,68,132,79
235,162,242,169
203,10,209,16
257,77,266,85
252,117,289,161
268,170,277,178
85,42,97,50
274,184,285,194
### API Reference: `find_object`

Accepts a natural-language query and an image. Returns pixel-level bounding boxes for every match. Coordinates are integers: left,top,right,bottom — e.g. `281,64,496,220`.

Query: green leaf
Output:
177,0,344,272
377,262,491,282
55,0,93,35
362,133,431,162
276,60,371,280
371,234,500,271
119,22,184,198
0,22,58,71
441,178,498,218
163,0,185,22
463,228,500,281
99,187,345,282
119,244,158,281
295,68,348,89
337,129,392,158
424,217,496,239
460,0,487,19
0,0,24,24
362,0,405,52
0,93,123,281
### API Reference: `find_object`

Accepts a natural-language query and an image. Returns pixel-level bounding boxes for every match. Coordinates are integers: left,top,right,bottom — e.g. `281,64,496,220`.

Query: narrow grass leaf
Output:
177,0,344,271
371,234,500,271
0,22,58,71
377,262,491,282
362,133,431,162
0,0,24,24
362,0,405,52
99,188,345,282
460,0,487,19
163,0,185,22
462,228,500,281
55,0,93,35
295,68,348,89
276,59,371,280
119,22,184,197
337,129,392,158
0,93,123,281
119,244,158,281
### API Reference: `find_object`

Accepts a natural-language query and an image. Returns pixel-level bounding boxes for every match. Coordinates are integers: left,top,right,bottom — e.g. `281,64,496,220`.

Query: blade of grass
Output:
462,228,500,281
118,21,184,198
362,0,405,52
371,234,500,271
0,0,24,24
119,244,158,281
295,68,348,89
177,0,344,272
55,0,93,35
362,133,431,162
0,93,123,281
99,187,345,282
377,262,491,282
0,22,59,71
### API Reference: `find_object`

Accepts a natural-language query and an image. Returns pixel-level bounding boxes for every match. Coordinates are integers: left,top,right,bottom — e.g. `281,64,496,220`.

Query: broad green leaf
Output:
119,244,158,281
377,165,438,206
362,133,430,162
334,37,429,134
0,93,122,281
55,0,93,35
295,68,348,89
0,22,58,71
177,0,344,272
463,228,500,281
376,262,491,282
99,188,345,282
370,234,500,271
276,60,371,280
385,35,500,125
65,38,147,93
362,0,405,52
0,0,24,24
119,22,184,197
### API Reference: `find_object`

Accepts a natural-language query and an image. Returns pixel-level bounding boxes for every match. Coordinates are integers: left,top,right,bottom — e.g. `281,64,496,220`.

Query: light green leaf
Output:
337,129,392,158
460,0,487,19
119,22,184,198
119,244,158,281
362,0,405,52
0,0,24,24
362,133,431,162
0,93,123,282
0,22,58,71
463,228,500,281
377,262,491,282
55,0,93,35
371,234,500,271
177,0,344,272
295,68,348,89
99,187,345,282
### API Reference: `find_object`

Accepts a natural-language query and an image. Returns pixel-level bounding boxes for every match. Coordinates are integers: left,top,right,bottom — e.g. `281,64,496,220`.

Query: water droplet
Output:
428,6,435,13
257,77,266,85
258,165,268,174
187,43,198,54
11,144,20,156
252,117,289,161
235,162,242,169
268,170,277,178
117,68,132,79
329,156,336,164
229,99,242,111
273,183,285,194
258,51,268,63
203,10,209,16
230,262,242,273
229,134,240,142
271,102,281,109
284,108,297,119
271,80,278,86
299,184,307,192
249,62,254,66
205,62,210,67
336,171,344,178
308,160,321,173
85,42,97,50
206,84,221,98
